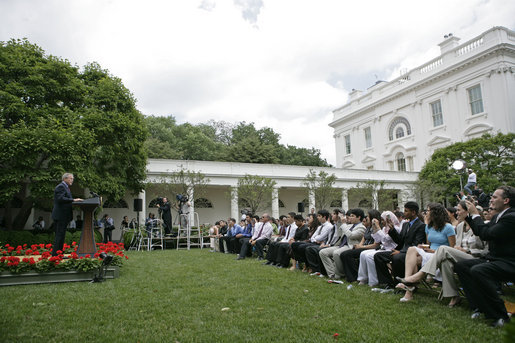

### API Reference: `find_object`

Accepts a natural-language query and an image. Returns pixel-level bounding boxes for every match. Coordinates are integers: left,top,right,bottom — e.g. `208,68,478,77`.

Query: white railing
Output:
455,37,483,56
419,58,443,74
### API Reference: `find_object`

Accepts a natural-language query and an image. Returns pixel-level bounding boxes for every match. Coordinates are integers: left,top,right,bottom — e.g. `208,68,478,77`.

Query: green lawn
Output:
0,249,512,342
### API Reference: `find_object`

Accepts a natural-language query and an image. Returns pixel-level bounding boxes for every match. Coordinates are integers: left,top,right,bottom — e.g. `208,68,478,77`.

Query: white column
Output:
341,189,349,211
271,187,279,219
397,189,405,208
308,189,316,213
188,187,195,226
230,186,239,220
372,189,379,210
138,190,146,226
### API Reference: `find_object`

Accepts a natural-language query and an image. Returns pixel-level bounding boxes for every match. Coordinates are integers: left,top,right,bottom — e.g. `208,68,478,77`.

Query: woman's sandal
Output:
395,276,420,287
448,296,462,308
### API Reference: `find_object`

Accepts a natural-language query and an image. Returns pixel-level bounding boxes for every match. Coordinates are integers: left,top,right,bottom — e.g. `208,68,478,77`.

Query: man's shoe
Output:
470,309,481,319
310,272,321,276
491,318,509,328
263,261,273,265
236,256,244,260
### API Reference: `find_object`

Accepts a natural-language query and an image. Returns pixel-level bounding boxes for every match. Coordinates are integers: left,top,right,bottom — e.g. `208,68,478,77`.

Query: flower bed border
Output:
0,265,119,286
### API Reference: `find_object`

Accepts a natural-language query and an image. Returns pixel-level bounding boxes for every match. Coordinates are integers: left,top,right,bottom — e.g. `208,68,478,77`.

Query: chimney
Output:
438,34,460,54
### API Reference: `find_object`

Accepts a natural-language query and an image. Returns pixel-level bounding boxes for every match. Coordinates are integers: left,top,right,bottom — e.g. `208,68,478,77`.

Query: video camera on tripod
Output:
176,194,188,214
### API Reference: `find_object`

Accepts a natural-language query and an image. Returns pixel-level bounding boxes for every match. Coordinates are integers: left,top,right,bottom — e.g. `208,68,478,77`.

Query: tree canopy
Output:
144,116,330,167
237,175,277,215
417,132,514,204
303,169,340,211
0,39,147,229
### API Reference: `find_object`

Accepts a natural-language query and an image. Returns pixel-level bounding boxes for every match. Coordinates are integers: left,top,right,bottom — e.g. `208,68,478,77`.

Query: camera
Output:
176,194,188,203
156,197,164,206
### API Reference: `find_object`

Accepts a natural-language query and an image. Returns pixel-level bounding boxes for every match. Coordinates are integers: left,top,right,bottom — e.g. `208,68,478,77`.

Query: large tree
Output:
237,174,277,215
303,169,340,211
144,117,330,166
0,39,147,229
417,133,514,204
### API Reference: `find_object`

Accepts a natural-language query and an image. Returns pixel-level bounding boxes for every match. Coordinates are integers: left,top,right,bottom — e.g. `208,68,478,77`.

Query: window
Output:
364,127,372,148
103,199,129,208
395,127,405,139
344,134,351,154
430,100,443,127
396,153,406,172
468,85,484,115
388,117,411,141
194,198,213,208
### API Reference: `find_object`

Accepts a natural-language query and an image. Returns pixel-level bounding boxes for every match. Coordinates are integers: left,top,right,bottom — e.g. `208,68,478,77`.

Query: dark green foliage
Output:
237,174,277,214
417,133,514,204
144,117,330,166
0,39,147,229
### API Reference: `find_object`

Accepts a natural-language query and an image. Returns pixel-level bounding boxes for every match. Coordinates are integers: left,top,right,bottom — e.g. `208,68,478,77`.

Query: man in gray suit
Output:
51,173,82,256
320,208,366,279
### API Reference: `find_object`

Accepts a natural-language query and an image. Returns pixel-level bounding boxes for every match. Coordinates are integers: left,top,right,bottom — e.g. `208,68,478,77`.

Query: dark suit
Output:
51,181,74,256
374,217,426,287
160,202,172,234
455,208,515,320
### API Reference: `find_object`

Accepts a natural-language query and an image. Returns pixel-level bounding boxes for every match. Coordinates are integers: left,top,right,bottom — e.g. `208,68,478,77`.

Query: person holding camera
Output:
156,197,172,235
101,213,115,243
176,195,191,229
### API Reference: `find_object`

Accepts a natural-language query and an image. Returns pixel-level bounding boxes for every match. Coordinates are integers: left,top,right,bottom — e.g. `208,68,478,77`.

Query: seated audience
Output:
291,210,332,271
306,209,344,277
237,213,273,260
357,211,402,286
373,201,426,291
290,213,319,271
319,209,365,279
398,201,487,306
455,186,515,328
395,202,456,302
208,221,220,252
339,209,382,283
265,212,297,266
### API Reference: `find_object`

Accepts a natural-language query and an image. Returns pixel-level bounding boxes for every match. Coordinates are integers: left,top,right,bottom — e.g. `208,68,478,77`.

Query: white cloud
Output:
1,0,514,165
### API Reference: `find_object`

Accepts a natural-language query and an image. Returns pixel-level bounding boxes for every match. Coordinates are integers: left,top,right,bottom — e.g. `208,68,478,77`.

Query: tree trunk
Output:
3,200,13,230
12,197,34,230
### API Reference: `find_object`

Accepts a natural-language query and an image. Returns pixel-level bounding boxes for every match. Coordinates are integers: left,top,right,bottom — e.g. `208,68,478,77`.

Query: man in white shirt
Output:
464,169,477,195
237,213,273,260
264,212,297,266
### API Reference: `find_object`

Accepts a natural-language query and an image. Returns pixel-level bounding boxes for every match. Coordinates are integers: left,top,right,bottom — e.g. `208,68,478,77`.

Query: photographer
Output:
176,194,191,229
101,214,115,243
156,197,172,235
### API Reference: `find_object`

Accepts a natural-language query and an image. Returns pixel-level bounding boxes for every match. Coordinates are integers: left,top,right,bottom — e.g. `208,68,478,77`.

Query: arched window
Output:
388,117,412,141
103,199,129,208
330,199,342,207
194,198,213,208
396,152,406,172
278,199,285,208
358,199,372,209
395,127,405,139
149,198,160,208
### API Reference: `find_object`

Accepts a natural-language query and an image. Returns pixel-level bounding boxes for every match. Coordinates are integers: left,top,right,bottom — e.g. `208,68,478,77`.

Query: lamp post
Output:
451,159,466,191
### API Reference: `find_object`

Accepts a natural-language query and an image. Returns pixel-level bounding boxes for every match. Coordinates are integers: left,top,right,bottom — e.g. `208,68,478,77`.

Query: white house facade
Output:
329,26,515,172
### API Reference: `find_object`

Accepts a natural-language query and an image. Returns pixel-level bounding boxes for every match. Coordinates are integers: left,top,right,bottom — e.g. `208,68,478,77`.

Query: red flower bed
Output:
0,242,128,273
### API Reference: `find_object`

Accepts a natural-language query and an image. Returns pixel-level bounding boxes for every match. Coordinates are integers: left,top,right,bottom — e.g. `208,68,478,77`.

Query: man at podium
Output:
51,173,82,256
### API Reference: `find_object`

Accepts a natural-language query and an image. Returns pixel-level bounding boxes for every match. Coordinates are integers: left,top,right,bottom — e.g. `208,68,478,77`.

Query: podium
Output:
74,197,101,257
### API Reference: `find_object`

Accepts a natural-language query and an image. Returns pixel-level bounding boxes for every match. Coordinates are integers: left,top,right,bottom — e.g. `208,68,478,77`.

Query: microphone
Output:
90,191,100,198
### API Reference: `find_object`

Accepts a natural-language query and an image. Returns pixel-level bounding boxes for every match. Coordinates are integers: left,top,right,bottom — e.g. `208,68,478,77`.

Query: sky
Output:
1,0,514,166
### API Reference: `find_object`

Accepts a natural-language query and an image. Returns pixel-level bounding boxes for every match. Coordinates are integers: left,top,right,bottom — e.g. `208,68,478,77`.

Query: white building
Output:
329,26,515,172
